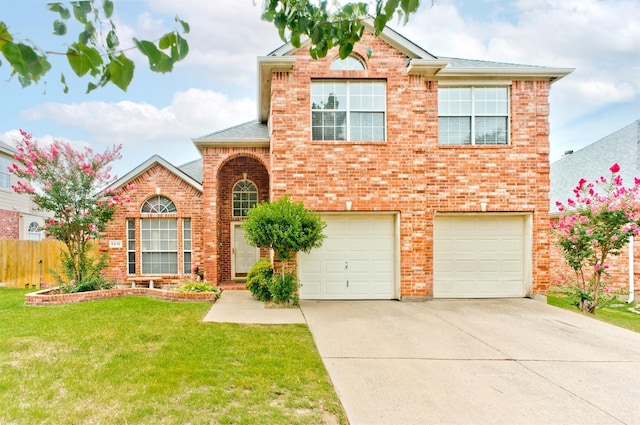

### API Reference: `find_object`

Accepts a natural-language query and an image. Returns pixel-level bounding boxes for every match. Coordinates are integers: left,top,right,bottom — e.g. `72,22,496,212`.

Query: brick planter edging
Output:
25,287,219,306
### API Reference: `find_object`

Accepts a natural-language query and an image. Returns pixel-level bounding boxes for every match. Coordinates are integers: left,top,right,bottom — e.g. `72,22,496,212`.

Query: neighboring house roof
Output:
550,119,640,213
107,154,203,193
0,140,17,156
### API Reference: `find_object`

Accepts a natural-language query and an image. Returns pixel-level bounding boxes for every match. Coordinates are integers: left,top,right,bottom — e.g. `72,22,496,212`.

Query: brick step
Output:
219,282,247,291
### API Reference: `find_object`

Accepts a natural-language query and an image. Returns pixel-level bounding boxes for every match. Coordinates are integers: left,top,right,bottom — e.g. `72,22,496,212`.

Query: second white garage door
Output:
298,214,396,300
433,214,528,298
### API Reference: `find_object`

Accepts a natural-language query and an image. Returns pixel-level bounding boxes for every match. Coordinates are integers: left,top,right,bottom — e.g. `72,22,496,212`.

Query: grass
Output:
547,291,640,333
0,289,346,425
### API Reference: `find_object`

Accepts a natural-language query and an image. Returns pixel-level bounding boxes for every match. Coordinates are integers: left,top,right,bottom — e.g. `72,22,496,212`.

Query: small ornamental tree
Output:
552,163,640,313
242,196,326,302
9,130,130,292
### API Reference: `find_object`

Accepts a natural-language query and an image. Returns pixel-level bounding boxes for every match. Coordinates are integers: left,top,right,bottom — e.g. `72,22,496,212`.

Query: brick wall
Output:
0,209,19,239
216,155,270,284
550,218,639,293
200,148,271,285
101,164,203,284
268,32,552,297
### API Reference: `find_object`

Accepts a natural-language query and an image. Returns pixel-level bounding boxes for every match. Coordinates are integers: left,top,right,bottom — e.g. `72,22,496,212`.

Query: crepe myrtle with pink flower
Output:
552,163,640,313
9,130,132,292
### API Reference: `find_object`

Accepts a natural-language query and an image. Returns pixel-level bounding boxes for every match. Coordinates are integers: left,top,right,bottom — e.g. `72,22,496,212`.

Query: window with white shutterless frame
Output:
438,85,510,146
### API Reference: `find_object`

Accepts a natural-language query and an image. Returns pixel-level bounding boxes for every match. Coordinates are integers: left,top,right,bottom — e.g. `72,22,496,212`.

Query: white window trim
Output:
311,80,387,142
438,85,511,146
232,179,258,218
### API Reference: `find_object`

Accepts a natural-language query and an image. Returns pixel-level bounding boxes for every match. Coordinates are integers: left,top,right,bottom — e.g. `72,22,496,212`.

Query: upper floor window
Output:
141,195,176,213
312,80,386,141
233,180,258,217
438,87,509,146
330,55,365,71
0,156,11,190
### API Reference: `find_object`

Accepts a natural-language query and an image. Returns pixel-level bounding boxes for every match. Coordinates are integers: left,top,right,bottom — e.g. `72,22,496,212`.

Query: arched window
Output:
27,221,42,241
141,196,177,213
330,55,365,71
233,180,258,217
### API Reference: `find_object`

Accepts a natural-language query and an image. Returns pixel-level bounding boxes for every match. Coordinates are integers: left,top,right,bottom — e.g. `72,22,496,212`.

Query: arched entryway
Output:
216,155,269,286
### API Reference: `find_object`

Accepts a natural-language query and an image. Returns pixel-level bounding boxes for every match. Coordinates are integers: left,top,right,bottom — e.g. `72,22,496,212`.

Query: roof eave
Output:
193,139,270,151
406,59,450,76
258,56,296,123
434,67,575,83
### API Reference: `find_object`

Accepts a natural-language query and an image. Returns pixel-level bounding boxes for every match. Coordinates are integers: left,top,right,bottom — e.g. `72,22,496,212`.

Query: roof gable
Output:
108,154,203,193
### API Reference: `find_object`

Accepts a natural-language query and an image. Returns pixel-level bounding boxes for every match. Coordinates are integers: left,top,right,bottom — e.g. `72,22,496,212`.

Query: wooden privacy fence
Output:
0,240,99,289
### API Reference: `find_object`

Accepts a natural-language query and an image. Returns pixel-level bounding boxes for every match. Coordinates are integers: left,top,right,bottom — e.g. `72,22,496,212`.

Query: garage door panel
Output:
299,214,396,300
434,215,526,298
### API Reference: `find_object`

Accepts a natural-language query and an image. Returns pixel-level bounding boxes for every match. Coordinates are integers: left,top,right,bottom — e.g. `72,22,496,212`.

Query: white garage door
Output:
433,215,526,298
299,214,396,300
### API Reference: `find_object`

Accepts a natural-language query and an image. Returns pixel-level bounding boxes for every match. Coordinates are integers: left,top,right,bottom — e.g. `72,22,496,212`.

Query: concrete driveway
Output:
300,298,640,425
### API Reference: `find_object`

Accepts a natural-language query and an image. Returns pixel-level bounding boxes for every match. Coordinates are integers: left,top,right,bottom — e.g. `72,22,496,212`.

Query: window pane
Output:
439,117,471,145
312,81,386,142
475,117,508,145
330,56,365,71
438,87,472,115
350,112,385,141
312,111,346,141
311,82,346,110
0,157,10,189
475,87,508,115
140,218,178,274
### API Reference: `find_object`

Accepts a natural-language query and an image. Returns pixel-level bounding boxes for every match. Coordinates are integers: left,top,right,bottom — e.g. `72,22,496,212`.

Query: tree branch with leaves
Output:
0,0,189,93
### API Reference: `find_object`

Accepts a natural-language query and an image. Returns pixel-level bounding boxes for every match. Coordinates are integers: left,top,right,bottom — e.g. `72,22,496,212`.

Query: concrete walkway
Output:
202,290,305,324
301,298,640,425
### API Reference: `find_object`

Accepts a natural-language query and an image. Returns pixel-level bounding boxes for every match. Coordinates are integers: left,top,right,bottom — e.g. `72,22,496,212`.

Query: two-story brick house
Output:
102,23,572,300
0,140,48,240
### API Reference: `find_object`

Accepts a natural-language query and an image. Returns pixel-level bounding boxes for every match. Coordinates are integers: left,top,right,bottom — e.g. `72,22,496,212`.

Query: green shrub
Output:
175,280,220,297
246,259,274,302
56,252,116,293
268,272,298,304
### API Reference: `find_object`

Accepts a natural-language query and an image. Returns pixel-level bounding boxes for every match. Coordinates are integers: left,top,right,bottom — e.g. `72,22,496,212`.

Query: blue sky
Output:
1,0,639,179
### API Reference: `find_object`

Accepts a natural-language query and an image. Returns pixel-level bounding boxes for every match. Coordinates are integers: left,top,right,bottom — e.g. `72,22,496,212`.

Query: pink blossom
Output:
610,163,620,173
585,229,593,236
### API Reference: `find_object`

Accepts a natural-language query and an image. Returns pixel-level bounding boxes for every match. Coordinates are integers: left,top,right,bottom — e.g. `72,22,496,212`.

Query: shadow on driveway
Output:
301,298,640,425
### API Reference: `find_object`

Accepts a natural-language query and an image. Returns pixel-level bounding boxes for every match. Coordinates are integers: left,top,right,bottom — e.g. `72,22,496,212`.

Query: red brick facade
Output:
103,29,565,298
549,218,639,294
268,36,552,298
101,164,203,285
0,209,19,239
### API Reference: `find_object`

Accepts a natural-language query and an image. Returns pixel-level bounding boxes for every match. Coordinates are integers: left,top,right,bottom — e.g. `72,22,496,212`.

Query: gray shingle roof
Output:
550,119,640,212
178,158,203,183
440,57,551,69
193,121,269,142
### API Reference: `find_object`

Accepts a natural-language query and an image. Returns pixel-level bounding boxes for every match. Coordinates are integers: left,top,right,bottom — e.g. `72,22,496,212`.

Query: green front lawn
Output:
0,289,346,424
547,291,640,333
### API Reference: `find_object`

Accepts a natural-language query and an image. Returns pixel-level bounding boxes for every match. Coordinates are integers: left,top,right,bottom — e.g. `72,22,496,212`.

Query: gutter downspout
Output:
627,235,635,304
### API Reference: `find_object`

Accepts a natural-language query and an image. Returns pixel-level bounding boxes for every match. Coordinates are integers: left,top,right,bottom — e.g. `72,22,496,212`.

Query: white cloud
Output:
18,89,257,147
144,0,283,86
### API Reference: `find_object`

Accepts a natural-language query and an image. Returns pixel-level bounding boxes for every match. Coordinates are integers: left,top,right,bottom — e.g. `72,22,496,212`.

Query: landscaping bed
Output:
25,286,219,306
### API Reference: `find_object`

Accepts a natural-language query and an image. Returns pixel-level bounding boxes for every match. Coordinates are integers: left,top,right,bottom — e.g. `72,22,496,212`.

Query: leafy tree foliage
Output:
263,0,423,59
242,195,326,263
552,163,640,313
1,1,423,92
0,0,189,93
9,130,130,291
